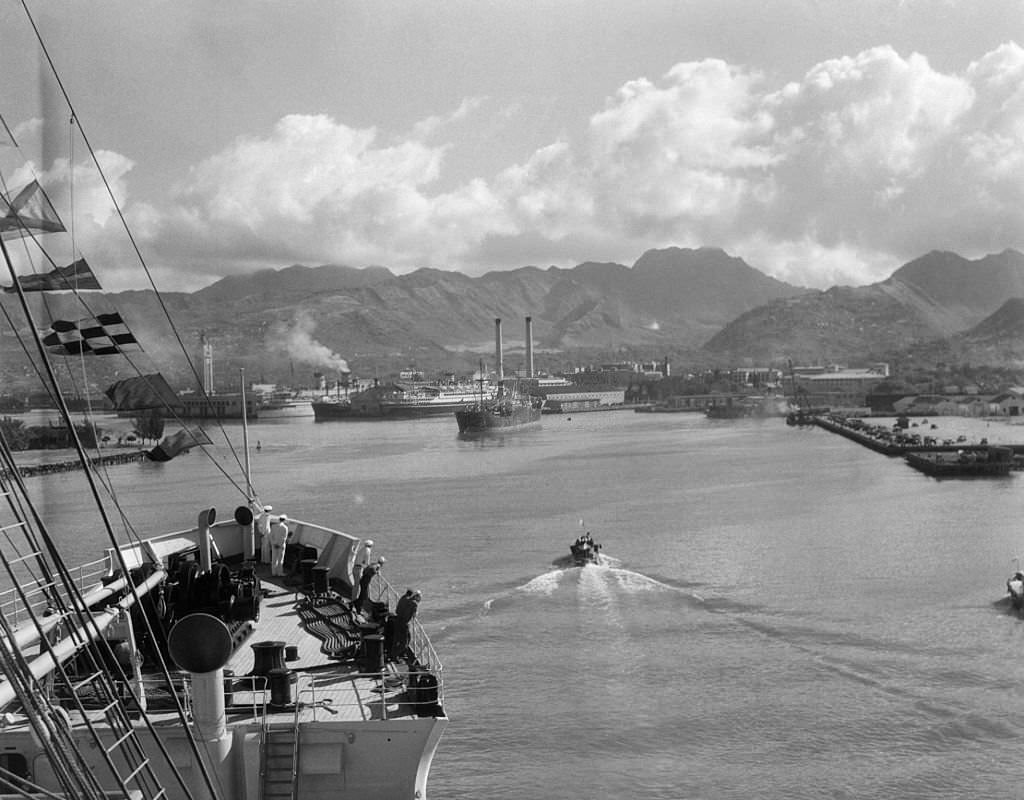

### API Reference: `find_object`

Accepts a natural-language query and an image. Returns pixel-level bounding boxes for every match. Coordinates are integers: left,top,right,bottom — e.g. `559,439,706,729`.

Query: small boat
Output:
1008,571,1024,613
569,533,602,565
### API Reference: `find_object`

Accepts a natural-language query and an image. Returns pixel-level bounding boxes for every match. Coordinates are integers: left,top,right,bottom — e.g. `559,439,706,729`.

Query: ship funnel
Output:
525,316,534,378
494,318,504,381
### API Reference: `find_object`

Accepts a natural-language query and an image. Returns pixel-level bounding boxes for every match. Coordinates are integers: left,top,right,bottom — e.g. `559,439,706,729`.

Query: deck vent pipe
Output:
198,507,216,574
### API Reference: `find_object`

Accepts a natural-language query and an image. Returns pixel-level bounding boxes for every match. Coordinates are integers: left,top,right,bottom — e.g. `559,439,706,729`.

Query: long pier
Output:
802,413,1024,472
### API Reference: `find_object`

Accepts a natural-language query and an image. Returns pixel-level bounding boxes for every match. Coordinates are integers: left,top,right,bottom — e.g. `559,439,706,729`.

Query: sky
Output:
1,0,1023,293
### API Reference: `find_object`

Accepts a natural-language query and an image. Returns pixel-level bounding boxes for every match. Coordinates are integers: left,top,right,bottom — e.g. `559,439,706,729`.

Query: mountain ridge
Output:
0,246,1021,392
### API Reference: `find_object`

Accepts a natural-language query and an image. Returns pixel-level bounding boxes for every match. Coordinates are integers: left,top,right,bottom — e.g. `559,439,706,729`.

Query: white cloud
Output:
1,146,144,286
136,112,514,283
100,42,1024,290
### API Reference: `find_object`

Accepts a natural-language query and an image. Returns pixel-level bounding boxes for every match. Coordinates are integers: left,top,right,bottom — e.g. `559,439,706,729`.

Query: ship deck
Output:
31,562,437,735
216,565,423,725
173,563,430,726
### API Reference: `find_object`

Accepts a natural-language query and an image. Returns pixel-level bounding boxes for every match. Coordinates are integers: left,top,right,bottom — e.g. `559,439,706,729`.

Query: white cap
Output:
365,539,374,548
279,514,288,521
263,505,273,512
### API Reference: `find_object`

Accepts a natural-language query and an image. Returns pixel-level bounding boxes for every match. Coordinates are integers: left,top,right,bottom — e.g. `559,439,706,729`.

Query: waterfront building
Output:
788,364,890,409
991,389,1024,416
891,394,1004,417
538,387,626,407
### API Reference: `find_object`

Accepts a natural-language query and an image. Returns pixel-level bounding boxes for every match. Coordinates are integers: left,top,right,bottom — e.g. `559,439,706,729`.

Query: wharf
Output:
805,413,1024,472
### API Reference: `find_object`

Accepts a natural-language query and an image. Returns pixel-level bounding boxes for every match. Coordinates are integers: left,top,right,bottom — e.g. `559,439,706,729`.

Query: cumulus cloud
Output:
35,42,1024,290
0,144,143,285
136,112,513,284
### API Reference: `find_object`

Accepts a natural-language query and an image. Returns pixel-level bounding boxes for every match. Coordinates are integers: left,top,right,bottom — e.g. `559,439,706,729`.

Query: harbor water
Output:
23,411,1024,799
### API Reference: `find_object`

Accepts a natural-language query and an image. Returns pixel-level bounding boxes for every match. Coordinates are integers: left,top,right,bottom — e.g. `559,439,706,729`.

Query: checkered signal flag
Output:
42,312,141,356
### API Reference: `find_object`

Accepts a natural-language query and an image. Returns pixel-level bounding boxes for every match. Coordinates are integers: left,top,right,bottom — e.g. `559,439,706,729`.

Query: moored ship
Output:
311,396,354,420
254,385,315,419
313,380,489,421
904,446,1014,477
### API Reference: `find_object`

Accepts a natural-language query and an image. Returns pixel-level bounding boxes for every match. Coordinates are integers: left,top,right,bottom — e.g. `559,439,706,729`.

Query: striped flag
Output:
42,312,140,356
5,258,102,293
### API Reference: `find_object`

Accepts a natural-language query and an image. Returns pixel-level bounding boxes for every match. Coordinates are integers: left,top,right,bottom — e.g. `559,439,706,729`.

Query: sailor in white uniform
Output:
257,505,273,563
269,514,290,577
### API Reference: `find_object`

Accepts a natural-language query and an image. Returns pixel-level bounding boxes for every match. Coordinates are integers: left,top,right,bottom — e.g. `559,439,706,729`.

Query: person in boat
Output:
269,514,290,576
1008,572,1024,605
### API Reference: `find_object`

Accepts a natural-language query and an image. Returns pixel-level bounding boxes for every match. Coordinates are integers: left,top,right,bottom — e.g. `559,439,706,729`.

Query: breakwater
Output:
6,450,150,478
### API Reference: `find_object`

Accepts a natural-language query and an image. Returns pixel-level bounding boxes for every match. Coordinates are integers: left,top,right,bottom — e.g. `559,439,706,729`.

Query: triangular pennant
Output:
1,180,66,240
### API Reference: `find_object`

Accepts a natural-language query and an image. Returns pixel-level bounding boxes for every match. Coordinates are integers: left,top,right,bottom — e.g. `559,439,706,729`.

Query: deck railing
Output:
0,555,109,632
168,670,440,725
374,574,444,706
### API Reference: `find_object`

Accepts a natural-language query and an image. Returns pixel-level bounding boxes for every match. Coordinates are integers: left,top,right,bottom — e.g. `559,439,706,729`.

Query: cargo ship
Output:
454,381,543,434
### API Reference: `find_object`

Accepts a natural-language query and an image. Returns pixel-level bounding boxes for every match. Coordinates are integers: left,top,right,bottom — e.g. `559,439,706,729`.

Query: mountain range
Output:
703,249,1024,366
2,246,1023,393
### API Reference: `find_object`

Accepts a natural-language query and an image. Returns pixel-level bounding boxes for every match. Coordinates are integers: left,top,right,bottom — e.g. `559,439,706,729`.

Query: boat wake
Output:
519,570,564,596
513,562,697,603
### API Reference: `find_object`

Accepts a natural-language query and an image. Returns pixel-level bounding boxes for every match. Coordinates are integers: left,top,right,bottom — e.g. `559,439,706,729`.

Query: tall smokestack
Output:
525,316,534,378
494,318,504,381
201,333,214,395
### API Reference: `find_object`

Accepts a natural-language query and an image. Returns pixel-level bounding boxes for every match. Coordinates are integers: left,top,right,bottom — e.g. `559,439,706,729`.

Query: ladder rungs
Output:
120,758,152,784
6,545,39,563
71,671,105,691
105,729,135,754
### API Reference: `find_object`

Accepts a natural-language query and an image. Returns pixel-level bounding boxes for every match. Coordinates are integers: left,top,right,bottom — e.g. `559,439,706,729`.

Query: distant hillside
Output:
0,247,805,392
4,246,1023,395
703,249,1024,364
963,297,1024,340
916,298,1024,368
884,250,1024,331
